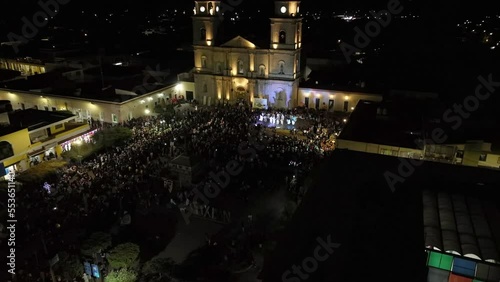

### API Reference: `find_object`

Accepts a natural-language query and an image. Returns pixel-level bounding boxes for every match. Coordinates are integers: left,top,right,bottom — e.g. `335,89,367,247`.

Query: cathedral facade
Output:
191,1,302,108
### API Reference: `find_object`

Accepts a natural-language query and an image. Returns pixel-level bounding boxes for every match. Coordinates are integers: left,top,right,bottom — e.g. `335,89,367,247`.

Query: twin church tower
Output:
190,1,303,108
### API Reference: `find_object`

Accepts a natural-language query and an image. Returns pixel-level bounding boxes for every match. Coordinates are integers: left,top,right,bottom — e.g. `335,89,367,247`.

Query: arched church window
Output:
200,28,206,41
208,2,213,14
279,30,286,44
259,65,266,76
238,60,244,74
201,56,207,68
278,61,285,74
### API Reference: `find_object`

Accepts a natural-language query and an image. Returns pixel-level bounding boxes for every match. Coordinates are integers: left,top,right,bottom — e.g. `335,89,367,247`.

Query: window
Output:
200,28,206,40
52,107,56,111
343,101,349,112
99,112,104,121
21,103,25,110
259,65,266,76
328,100,334,111
278,61,285,74
279,30,286,44
111,114,118,124
0,141,14,160
201,56,207,68
216,62,222,73
34,105,38,110
44,106,49,111
55,124,63,129
304,97,309,108
238,60,244,74
479,154,487,161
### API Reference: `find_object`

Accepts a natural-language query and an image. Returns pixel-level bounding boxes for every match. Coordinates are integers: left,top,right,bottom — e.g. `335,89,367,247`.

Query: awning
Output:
44,142,58,150
27,147,45,157
57,128,97,145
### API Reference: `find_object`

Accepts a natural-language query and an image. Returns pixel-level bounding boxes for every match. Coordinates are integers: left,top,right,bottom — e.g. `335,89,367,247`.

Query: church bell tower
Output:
192,1,222,46
270,1,302,50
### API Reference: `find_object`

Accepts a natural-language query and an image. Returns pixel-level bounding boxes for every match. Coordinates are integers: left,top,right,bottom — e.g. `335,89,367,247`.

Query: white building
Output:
189,0,303,108
0,82,193,124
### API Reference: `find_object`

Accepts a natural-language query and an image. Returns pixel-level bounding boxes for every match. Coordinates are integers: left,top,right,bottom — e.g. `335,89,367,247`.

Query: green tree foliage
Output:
142,257,175,280
56,251,83,280
107,243,140,269
16,160,67,184
80,232,112,258
92,126,132,148
62,126,132,161
104,268,137,282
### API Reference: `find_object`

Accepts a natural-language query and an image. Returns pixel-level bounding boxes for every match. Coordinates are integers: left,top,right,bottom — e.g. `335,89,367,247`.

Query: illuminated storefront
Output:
60,129,98,152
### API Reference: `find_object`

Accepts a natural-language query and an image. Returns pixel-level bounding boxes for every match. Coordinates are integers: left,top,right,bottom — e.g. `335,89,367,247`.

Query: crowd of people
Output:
5,103,345,281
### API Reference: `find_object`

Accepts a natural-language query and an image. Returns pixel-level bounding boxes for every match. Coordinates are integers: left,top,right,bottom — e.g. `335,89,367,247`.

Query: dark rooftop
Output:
0,69,21,81
300,69,388,94
338,99,426,149
260,149,500,282
0,124,24,136
1,67,179,103
8,108,75,131
339,97,500,149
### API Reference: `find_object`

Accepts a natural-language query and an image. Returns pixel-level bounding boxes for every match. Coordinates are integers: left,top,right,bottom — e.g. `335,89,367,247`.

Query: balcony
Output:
30,122,90,145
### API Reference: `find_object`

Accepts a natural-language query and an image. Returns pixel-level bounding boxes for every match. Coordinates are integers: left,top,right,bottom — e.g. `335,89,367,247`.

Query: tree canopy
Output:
142,257,175,280
107,242,140,269
92,126,132,148
80,232,112,257
104,268,137,282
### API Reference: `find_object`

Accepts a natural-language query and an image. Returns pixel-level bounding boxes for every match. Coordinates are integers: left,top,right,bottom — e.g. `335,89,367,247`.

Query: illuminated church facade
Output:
191,0,303,108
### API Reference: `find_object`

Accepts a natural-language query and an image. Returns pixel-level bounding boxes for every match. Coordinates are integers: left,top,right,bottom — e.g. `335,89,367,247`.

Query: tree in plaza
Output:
56,251,83,280
106,242,140,269
80,232,112,258
141,257,175,280
104,268,137,282
92,126,133,148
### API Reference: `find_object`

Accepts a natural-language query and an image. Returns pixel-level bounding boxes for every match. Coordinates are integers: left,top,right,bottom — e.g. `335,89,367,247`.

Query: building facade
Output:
191,0,302,108
298,87,383,112
0,82,194,124
0,110,90,176
0,58,46,76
